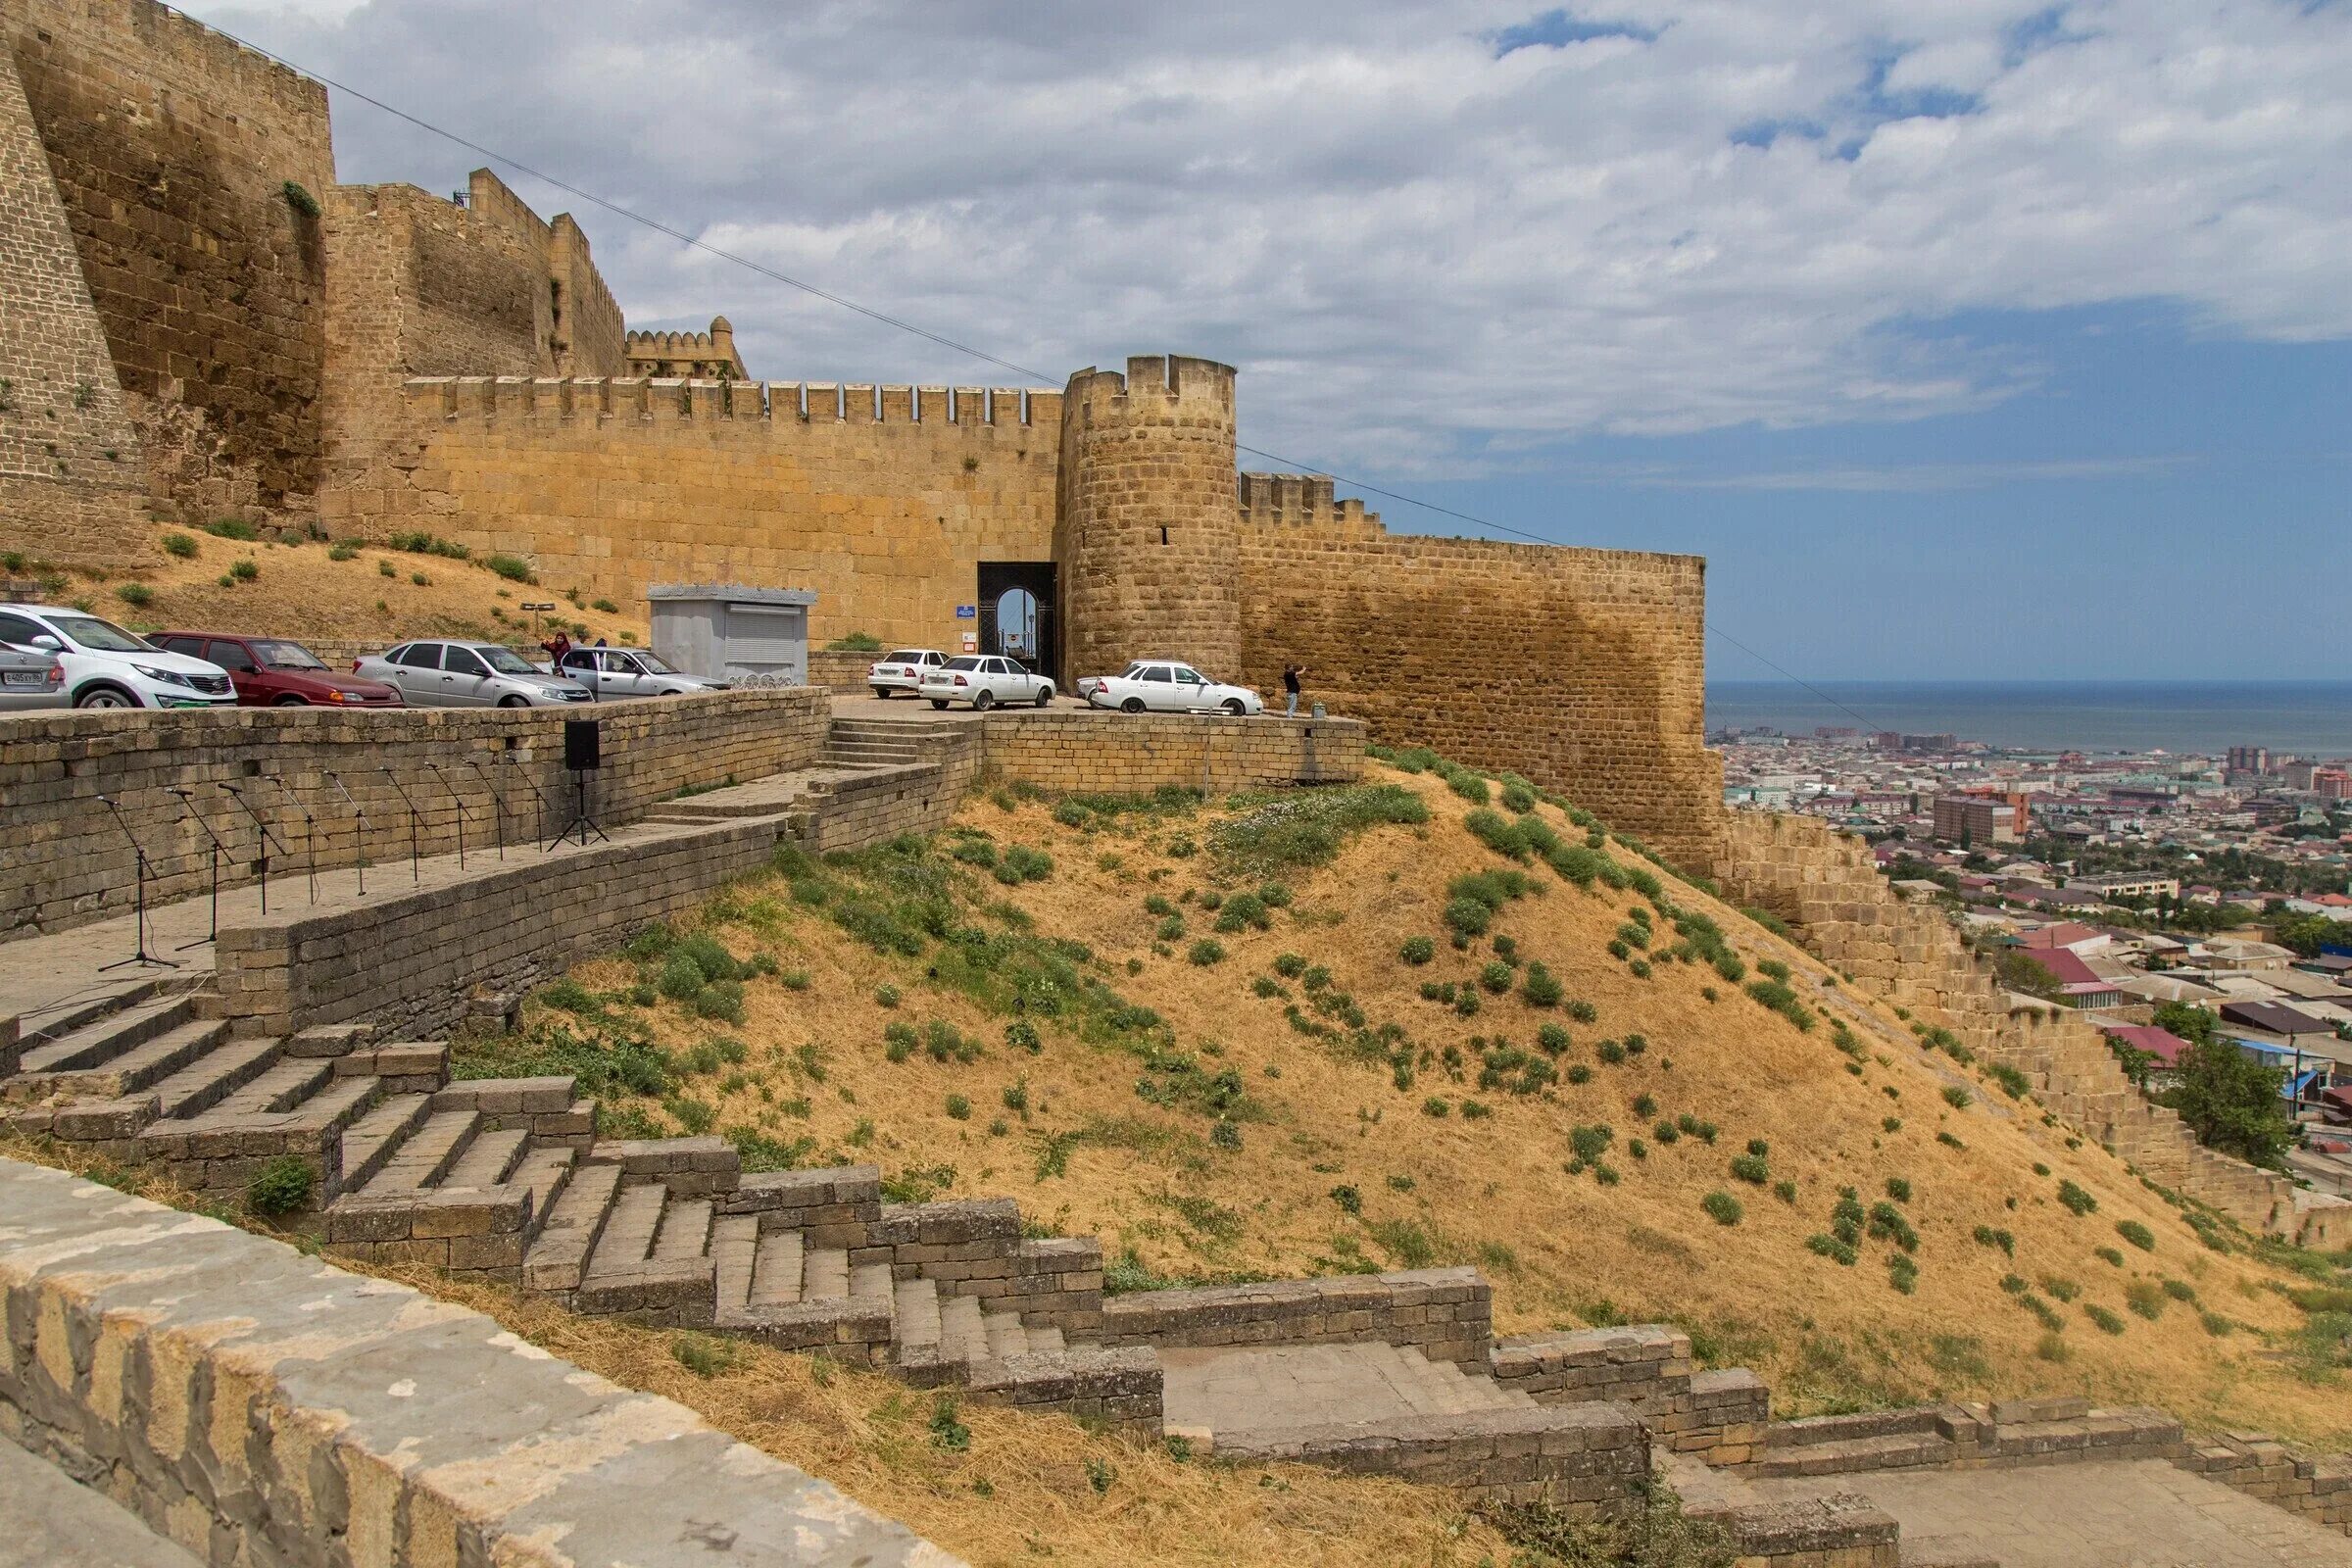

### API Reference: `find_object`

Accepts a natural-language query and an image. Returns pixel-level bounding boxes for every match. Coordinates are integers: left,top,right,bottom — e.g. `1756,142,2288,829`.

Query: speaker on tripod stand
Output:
549,717,610,849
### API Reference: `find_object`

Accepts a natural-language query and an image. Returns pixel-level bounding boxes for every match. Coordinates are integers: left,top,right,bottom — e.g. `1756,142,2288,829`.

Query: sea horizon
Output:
1705,678,2352,757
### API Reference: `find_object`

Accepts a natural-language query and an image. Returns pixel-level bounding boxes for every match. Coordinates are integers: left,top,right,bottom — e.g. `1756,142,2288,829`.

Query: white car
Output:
556,647,729,698
1077,660,1263,716
867,648,949,699
0,603,236,710
918,655,1055,710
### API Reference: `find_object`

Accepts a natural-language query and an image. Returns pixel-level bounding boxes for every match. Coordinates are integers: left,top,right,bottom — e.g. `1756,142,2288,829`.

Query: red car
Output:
149,631,404,708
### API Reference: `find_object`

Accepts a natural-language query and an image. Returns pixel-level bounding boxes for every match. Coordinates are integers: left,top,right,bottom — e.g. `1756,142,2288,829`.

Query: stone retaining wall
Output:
2179,1432,2352,1535
976,710,1365,794
0,1156,956,1566
1101,1267,1490,1366
1210,1401,1647,1512
0,689,830,939
1487,1325,1768,1463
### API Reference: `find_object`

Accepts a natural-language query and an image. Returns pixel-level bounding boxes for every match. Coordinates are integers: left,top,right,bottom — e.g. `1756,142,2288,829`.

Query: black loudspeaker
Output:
564,718,603,772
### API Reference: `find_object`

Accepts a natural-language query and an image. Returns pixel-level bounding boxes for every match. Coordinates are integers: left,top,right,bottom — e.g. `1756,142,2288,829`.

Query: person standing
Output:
1283,662,1306,718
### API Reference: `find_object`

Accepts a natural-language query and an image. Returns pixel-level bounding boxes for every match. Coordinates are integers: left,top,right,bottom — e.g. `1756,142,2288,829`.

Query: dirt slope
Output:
6,522,643,649
481,760,2352,1452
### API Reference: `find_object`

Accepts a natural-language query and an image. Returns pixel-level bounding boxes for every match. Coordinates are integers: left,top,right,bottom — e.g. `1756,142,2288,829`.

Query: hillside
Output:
468,755,2352,1453
4,521,644,650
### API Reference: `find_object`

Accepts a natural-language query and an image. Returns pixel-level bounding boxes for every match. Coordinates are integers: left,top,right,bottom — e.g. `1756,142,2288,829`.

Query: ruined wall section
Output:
1055,355,1241,683
1714,809,2291,1231
1237,492,1724,865
332,376,1061,646
2,0,330,525
0,41,145,564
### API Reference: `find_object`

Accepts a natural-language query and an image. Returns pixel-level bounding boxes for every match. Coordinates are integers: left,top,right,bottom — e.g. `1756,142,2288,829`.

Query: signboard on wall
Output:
961,633,978,652
955,605,977,619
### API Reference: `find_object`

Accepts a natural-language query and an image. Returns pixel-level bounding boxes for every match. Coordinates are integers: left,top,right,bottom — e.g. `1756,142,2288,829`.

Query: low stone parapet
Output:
1491,1323,1691,1413
2179,1433,2352,1535
1101,1266,1491,1366
0,1157,956,1566
719,1163,882,1246
1210,1402,1647,1512
589,1133,741,1196
960,1346,1163,1442
1688,1494,1901,1567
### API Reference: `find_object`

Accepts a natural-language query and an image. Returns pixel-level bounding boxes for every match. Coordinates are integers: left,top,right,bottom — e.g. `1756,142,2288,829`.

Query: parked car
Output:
0,646,67,712
1077,660,1262,715
917,655,1055,710
555,646,729,698
355,640,594,708
149,631,403,708
867,648,949,699
0,604,234,710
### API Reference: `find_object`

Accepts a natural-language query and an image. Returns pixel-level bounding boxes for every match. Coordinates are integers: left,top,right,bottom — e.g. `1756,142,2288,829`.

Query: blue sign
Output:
955,605,977,619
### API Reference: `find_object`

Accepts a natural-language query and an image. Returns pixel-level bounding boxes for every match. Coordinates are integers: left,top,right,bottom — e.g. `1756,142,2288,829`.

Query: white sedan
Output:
867,648,948,699
1077,660,1263,715
918,655,1055,710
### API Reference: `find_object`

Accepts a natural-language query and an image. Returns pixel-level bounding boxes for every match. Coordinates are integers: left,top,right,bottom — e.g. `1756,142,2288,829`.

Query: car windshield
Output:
885,650,928,663
476,646,540,675
633,652,679,673
50,614,151,653
253,640,326,669
943,657,984,671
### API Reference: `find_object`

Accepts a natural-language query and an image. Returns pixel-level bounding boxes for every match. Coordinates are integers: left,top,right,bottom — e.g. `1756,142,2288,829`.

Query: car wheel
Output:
1121,697,1146,714
272,696,309,707
498,694,529,709
1034,686,1054,707
971,690,995,711
1221,698,1245,715
930,699,950,710
74,684,139,710
871,688,891,700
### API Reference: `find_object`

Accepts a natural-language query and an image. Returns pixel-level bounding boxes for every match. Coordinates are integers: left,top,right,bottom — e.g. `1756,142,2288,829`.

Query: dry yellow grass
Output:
24,522,642,649
534,765,2351,1448
0,1136,1511,1568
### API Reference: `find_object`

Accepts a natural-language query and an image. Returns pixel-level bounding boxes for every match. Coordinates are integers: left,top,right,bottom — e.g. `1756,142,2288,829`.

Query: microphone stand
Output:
264,775,318,904
164,786,230,950
325,771,368,898
466,758,508,860
379,767,424,885
220,782,289,916
426,761,473,870
507,751,549,846
95,797,179,972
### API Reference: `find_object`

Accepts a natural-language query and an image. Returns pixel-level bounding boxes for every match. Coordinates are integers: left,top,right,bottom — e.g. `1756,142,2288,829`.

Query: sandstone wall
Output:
977,710,1364,794
1055,355,1242,683
0,688,830,936
1714,809,2294,1232
0,40,145,565
328,376,1062,644
2,0,331,526
1237,500,1723,865
0,1157,956,1566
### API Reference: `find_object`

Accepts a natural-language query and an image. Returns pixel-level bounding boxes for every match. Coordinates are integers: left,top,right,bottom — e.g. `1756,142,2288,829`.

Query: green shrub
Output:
1730,1154,1769,1185
1422,1097,1450,1118
1652,1119,1679,1145
873,983,901,1008
1399,935,1435,966
2057,1180,2098,1216
2161,1278,2197,1302
1444,897,1493,937
2039,1275,2081,1302
1570,1124,1614,1162
161,531,198,558
2084,1304,2127,1335
1807,1233,1858,1265
1214,892,1271,933
1973,1225,2016,1256
1888,1254,1919,1295
229,558,260,581
485,553,536,583
1479,960,1514,995
945,1094,972,1121
246,1155,315,1217
1773,1178,1797,1203
1329,1184,1362,1214
1941,1085,1972,1109
1520,962,1562,1007
1274,953,1307,978
205,516,260,541
2115,1219,2155,1251
1004,1019,1042,1054
592,597,618,612
1885,1176,1912,1203
378,559,397,577
114,582,154,608
2095,1246,2126,1267
996,845,1054,883
1700,1191,1743,1227
1460,1099,1493,1120
1883,1116,1903,1133
825,631,885,651
1187,939,1226,967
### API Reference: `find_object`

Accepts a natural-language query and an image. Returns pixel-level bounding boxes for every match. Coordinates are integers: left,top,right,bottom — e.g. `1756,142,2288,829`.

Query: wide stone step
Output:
523,1160,623,1293
339,1093,434,1190
894,1277,943,1352
711,1214,759,1313
938,1293,987,1363
802,1246,849,1301
183,1056,333,1125
586,1184,667,1278
39,1017,227,1099
749,1230,804,1306
511,1146,578,1243
149,1036,284,1121
19,991,195,1074
359,1106,482,1197
1750,1432,1951,1478
651,1198,714,1262
981,1309,1027,1361
441,1126,528,1191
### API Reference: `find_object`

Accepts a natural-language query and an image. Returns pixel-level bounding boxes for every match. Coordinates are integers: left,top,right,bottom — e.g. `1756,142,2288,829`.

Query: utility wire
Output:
207,20,1884,734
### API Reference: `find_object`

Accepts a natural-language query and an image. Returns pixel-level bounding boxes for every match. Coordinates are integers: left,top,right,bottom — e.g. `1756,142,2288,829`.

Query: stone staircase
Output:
824,717,928,767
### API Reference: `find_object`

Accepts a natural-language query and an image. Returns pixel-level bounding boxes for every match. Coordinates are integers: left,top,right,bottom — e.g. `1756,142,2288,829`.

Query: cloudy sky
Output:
196,0,2351,684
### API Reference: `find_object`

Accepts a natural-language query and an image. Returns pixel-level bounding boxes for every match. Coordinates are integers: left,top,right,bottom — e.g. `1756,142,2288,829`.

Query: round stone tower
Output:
1054,354,1242,685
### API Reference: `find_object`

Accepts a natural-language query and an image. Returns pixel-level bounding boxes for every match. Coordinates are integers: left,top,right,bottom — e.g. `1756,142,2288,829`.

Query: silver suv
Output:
356,640,594,708
0,604,234,710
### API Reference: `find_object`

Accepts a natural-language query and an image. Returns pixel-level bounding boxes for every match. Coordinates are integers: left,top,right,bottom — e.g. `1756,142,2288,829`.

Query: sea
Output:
1704,681,2352,757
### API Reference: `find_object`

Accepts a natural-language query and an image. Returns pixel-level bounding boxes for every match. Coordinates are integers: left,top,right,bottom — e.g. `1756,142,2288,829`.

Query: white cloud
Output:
195,0,2352,474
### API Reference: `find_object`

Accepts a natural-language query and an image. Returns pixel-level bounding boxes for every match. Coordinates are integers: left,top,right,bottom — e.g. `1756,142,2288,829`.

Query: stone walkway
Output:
0,1436,200,1567
1159,1342,1532,1444
1750,1458,2352,1568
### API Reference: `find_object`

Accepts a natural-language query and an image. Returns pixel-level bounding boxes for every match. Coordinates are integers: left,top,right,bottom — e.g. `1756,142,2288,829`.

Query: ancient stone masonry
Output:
3,0,331,531
0,35,145,564
1713,810,2318,1239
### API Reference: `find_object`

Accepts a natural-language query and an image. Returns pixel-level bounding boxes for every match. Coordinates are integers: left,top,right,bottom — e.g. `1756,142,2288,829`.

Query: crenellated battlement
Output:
5,0,327,120
398,375,1062,429
1067,354,1237,422
1238,470,1384,535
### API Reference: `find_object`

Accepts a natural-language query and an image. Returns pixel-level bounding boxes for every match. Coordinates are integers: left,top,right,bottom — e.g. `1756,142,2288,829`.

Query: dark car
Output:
149,632,404,709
